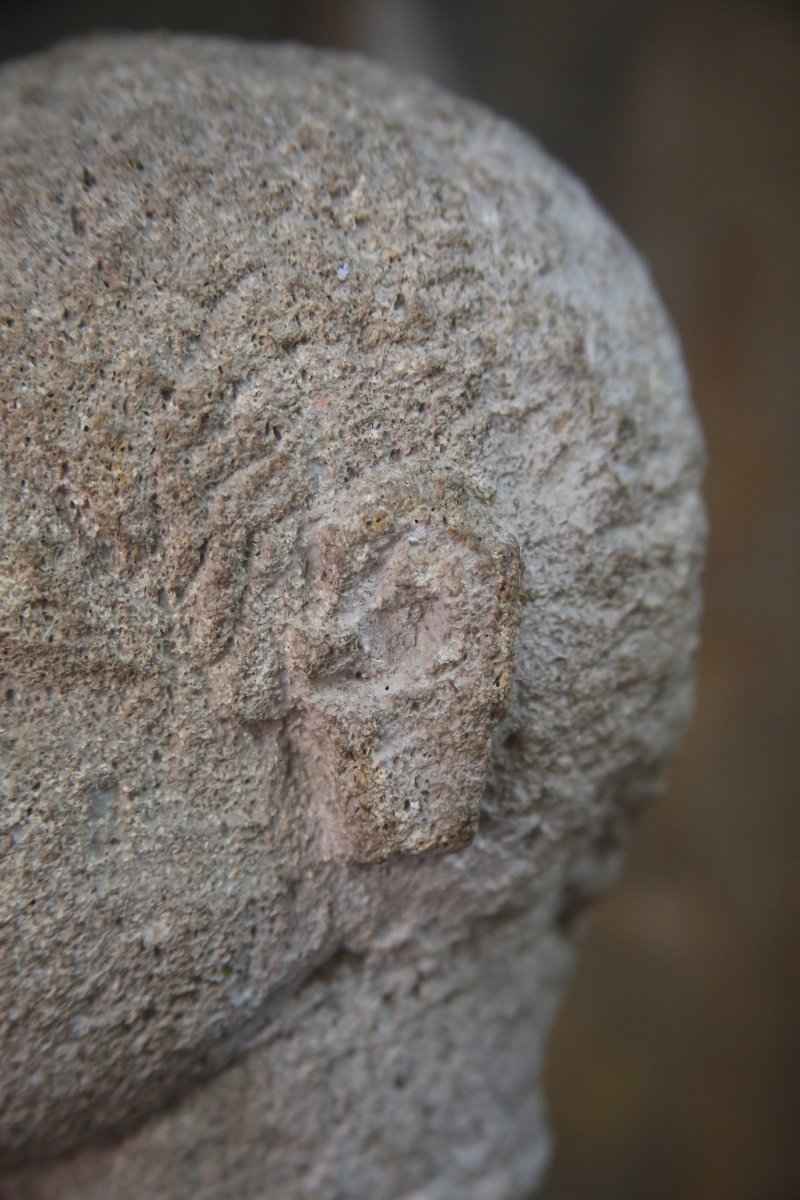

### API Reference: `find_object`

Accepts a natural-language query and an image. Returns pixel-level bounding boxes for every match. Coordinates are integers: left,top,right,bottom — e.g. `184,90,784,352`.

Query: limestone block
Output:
0,34,705,1200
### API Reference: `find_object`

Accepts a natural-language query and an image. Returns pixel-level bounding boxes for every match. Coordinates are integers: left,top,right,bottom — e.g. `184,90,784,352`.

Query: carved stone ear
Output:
170,457,523,859
285,469,524,863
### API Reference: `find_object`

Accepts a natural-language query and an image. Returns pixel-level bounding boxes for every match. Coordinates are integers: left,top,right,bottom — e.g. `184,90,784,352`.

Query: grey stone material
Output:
0,34,705,1200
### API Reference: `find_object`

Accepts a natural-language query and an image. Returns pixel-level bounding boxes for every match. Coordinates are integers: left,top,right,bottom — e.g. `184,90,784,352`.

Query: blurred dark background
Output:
2,3,797,1197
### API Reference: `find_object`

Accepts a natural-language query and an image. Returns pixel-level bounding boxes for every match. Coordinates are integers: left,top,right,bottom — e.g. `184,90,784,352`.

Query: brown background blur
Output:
2,3,797,1197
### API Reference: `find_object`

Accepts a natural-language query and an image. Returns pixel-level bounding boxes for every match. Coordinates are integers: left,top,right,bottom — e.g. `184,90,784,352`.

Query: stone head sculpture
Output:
0,35,705,1200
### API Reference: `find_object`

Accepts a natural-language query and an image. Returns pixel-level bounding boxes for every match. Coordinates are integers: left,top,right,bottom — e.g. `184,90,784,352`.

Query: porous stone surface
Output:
0,34,705,1200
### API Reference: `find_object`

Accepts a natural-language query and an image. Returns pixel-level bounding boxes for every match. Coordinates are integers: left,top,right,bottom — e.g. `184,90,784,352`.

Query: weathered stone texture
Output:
0,35,704,1200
